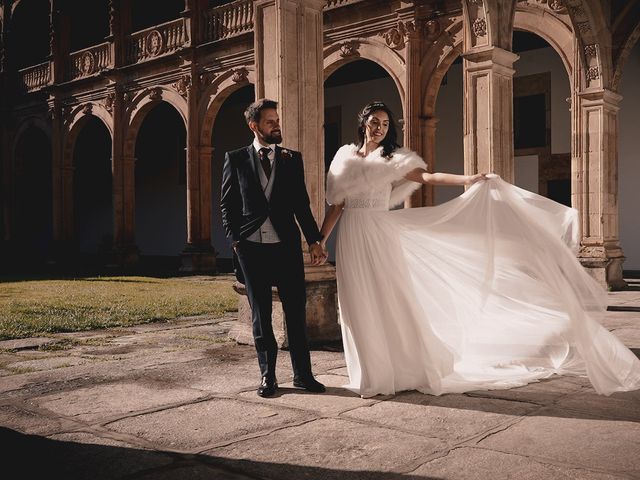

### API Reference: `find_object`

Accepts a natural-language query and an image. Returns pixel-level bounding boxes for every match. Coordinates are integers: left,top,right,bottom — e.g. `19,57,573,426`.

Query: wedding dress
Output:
328,144,640,397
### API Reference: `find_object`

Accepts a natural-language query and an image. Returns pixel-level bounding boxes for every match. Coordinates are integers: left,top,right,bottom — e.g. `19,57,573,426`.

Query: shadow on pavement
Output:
2,427,442,480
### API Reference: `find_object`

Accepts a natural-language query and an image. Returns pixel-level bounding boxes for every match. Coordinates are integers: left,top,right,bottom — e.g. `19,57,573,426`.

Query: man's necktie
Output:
258,147,272,180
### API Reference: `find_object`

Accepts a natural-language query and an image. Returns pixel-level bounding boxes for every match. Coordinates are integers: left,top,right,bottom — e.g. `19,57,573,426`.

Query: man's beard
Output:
260,129,282,144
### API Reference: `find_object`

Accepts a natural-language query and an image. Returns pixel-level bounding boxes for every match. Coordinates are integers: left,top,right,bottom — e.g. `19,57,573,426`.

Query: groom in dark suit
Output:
221,98,327,397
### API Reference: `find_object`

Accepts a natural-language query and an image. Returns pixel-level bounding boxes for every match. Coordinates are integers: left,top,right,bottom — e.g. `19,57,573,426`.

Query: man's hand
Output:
309,242,327,266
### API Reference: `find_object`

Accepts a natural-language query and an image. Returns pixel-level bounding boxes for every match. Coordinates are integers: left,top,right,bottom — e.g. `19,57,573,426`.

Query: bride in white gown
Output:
319,101,640,398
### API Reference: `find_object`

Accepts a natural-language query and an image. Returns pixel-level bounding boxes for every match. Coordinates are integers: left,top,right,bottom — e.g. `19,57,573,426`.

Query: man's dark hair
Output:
244,98,278,124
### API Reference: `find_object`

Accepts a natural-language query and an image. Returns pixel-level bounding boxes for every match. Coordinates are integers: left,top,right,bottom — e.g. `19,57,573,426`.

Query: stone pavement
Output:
1,281,640,480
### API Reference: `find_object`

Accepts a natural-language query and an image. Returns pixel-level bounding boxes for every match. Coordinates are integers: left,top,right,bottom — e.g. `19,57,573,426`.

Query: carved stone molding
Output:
468,0,483,5
80,52,96,76
62,105,73,124
570,6,585,17
231,67,249,83
379,21,416,50
339,40,359,57
103,92,115,113
586,66,600,80
146,30,164,57
82,103,93,115
124,91,134,104
584,44,597,58
472,18,487,37
172,74,192,98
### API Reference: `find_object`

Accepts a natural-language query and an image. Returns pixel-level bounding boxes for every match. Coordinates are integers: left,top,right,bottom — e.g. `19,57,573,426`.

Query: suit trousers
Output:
235,240,313,381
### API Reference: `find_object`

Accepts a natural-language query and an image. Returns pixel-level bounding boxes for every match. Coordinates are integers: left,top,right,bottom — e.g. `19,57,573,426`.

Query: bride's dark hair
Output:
357,101,400,158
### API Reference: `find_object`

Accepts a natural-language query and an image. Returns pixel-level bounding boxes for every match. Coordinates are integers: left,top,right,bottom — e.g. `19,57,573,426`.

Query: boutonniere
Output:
280,148,292,160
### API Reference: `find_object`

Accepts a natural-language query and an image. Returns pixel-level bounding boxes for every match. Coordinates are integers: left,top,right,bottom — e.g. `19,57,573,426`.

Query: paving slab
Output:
35,382,207,423
476,406,640,476
465,375,588,405
0,403,67,435
413,446,628,480
239,374,378,415
0,337,56,350
209,417,448,479
105,397,315,451
2,426,174,480
553,389,640,421
342,392,539,443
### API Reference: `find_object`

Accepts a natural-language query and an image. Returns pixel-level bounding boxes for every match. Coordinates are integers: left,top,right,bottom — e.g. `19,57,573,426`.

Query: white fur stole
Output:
326,144,427,208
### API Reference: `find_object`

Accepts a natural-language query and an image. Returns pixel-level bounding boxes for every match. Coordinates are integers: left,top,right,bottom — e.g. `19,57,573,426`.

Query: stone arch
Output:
563,0,612,89
63,102,114,169
199,67,256,147
12,115,51,161
124,86,188,159
513,6,574,83
612,20,640,91
323,38,406,111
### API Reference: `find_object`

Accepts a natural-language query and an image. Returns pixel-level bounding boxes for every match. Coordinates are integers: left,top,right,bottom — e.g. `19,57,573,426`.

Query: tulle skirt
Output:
335,176,640,397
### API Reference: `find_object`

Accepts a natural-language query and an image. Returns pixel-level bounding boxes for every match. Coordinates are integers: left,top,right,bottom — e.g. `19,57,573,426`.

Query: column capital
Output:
462,45,519,68
577,88,623,108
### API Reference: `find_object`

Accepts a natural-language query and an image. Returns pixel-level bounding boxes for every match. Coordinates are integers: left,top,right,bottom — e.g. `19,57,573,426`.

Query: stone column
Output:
181,71,216,272
573,88,626,289
462,46,518,182
230,0,340,347
404,21,424,208
421,116,439,206
111,89,139,266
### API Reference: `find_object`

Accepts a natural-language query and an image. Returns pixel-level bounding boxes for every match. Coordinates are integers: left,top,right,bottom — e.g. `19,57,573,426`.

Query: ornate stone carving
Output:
472,18,487,37
147,87,163,100
339,41,359,58
199,70,217,87
548,0,566,12
576,22,590,34
231,67,249,83
584,44,597,57
587,66,600,81
124,91,134,104
379,21,415,50
108,0,119,37
146,30,164,57
82,103,93,115
103,92,115,113
172,74,191,98
468,0,483,5
570,6,585,17
80,52,96,76
423,19,441,42
62,105,73,124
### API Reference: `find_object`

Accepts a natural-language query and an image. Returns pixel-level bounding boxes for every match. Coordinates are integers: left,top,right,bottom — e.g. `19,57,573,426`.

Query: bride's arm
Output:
319,203,345,247
404,168,486,186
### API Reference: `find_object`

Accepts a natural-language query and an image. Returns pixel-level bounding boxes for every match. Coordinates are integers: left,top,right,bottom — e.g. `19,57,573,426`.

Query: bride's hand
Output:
466,173,488,185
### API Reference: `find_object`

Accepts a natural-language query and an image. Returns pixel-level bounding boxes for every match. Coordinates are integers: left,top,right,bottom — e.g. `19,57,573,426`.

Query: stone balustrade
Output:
19,61,51,92
67,42,111,80
128,18,188,64
202,0,254,43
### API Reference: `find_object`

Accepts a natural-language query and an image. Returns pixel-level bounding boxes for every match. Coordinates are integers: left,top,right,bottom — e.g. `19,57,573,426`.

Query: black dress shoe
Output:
258,377,278,397
293,376,326,393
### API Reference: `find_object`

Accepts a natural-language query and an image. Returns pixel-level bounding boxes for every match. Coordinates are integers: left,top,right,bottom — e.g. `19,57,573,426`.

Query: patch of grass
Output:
0,275,238,341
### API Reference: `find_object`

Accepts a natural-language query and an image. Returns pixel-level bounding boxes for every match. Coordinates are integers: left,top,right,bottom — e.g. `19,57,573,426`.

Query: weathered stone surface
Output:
465,375,588,405
0,337,56,350
343,392,538,442
134,463,256,480
106,398,314,451
240,374,376,415
6,355,90,371
413,447,627,480
0,403,66,435
2,426,174,480
477,406,640,475
209,418,447,478
35,382,207,423
554,389,640,421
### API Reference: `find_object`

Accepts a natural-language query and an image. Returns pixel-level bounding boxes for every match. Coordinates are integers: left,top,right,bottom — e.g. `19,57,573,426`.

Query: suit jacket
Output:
221,144,322,280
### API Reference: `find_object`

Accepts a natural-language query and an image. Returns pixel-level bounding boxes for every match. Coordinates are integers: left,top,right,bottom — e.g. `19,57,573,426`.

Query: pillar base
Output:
578,245,627,291
179,245,217,273
109,244,140,268
229,265,340,348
